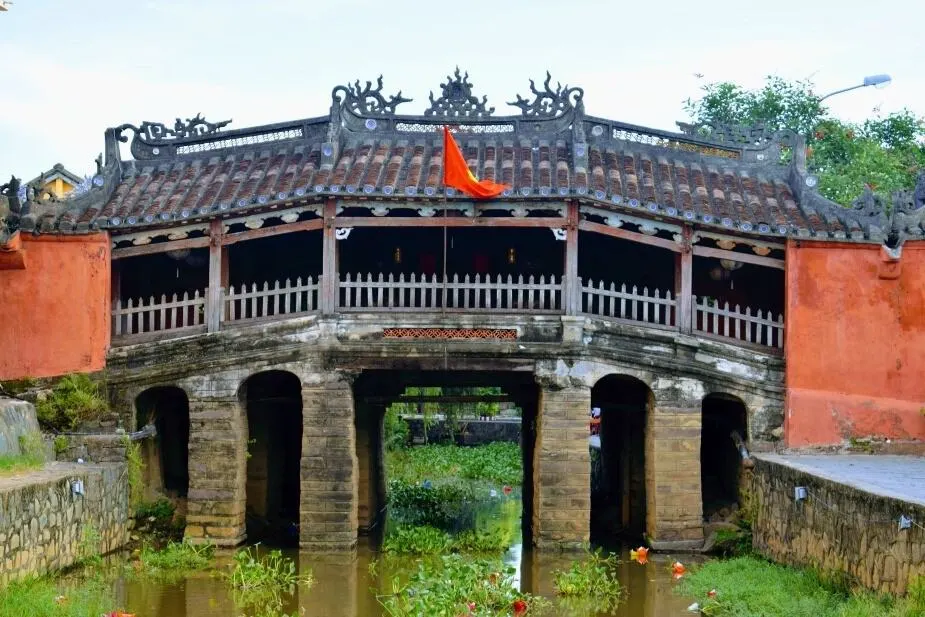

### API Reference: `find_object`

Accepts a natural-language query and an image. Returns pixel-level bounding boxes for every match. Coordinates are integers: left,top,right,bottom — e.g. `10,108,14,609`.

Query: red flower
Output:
502,485,513,496
512,598,528,615
814,130,825,140
467,601,476,612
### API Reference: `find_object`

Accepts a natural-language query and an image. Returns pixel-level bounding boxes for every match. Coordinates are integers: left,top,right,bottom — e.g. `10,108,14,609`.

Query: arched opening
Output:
240,370,303,546
701,393,748,521
135,386,190,499
590,375,651,546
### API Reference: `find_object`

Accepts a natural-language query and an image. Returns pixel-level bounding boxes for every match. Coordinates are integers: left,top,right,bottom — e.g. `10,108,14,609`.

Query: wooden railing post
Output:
563,201,580,316
207,219,224,333
676,224,693,334
321,198,337,315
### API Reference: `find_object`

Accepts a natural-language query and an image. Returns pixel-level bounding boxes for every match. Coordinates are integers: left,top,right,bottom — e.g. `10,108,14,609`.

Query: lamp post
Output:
818,74,892,102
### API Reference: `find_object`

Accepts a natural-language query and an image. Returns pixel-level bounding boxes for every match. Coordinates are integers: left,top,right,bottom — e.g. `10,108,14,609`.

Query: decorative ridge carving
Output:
851,186,885,218
332,76,412,116
424,67,494,118
116,113,232,144
508,72,584,118
676,121,797,150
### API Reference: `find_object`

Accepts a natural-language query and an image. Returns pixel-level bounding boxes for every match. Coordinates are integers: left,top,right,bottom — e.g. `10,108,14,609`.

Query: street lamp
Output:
818,74,892,102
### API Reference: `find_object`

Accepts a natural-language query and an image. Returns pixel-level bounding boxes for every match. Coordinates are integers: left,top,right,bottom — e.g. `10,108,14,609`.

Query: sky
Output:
1,0,923,179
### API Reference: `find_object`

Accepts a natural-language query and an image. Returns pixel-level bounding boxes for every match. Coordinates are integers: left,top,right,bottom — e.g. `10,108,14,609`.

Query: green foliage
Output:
684,75,925,205
387,442,523,486
135,497,175,522
388,479,476,529
387,386,511,444
138,541,214,578
123,438,143,510
53,435,69,456
0,575,117,617
552,551,623,614
383,525,453,554
679,556,925,617
0,431,45,475
228,546,312,617
710,527,753,557
376,554,549,617
35,374,108,431
76,524,102,568
384,405,410,451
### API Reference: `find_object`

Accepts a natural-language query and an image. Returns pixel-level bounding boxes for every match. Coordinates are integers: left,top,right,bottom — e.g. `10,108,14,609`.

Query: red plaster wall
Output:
785,240,925,446
0,234,110,380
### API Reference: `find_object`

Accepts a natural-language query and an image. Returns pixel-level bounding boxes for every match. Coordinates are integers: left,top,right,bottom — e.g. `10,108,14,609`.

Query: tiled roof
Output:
19,71,925,242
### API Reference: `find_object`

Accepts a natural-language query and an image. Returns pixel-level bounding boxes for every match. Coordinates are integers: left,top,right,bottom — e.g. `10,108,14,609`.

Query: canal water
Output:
111,541,702,616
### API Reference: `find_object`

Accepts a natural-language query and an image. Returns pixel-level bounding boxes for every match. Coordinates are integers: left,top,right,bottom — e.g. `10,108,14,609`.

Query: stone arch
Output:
590,373,653,544
135,385,190,499
701,392,748,520
239,370,303,546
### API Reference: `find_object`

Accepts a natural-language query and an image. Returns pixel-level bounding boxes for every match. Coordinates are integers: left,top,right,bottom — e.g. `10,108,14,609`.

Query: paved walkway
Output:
756,454,925,507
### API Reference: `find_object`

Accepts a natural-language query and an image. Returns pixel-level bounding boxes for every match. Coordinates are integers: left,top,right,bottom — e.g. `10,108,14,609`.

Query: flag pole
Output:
442,126,448,316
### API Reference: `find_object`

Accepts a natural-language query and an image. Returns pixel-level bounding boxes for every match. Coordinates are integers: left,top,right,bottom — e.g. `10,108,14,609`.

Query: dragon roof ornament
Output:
116,114,232,144
424,67,494,118
508,71,584,118
331,76,411,116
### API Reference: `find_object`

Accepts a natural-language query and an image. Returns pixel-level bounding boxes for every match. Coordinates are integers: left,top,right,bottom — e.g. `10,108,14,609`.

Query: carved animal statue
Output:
0,175,22,214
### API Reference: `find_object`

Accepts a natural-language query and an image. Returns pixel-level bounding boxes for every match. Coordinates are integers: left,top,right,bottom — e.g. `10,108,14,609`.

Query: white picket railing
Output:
338,273,563,313
693,296,784,348
579,280,676,328
225,277,321,324
112,290,207,337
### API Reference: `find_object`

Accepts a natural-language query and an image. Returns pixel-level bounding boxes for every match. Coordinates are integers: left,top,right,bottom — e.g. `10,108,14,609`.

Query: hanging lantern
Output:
166,248,190,261
507,247,516,265
393,247,402,264
720,259,743,272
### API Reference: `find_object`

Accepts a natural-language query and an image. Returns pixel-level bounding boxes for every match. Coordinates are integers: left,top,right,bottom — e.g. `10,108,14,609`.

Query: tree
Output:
684,76,925,205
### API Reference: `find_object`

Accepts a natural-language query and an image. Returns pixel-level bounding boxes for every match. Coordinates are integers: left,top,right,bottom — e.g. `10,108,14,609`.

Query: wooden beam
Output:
112,236,210,260
333,216,568,228
206,220,223,333
692,245,785,270
222,218,323,246
563,201,580,316
677,225,693,334
321,199,337,315
578,220,681,253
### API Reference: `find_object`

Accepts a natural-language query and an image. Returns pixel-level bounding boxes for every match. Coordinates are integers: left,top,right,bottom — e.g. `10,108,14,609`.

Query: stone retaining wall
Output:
750,457,925,595
0,462,129,584
0,398,40,456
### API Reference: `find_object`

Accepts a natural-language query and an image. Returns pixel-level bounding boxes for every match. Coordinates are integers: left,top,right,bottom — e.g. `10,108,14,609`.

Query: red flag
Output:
442,126,508,199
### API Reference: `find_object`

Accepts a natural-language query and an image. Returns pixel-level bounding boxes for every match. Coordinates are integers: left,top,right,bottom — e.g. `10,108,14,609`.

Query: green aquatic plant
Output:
138,541,214,578
383,525,453,555
228,546,312,617
377,554,548,617
0,575,117,617
386,442,522,486
553,550,623,613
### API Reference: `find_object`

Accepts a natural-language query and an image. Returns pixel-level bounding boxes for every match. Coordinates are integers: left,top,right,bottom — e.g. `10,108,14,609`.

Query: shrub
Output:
136,497,175,522
384,406,410,451
35,374,108,431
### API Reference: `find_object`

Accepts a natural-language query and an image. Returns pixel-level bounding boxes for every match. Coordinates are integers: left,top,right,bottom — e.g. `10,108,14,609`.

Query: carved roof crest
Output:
424,67,494,118
508,72,584,118
332,76,412,116
117,113,232,144
676,121,797,149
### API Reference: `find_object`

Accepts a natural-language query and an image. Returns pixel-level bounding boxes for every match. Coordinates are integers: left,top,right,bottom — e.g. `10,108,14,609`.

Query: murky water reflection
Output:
113,543,703,617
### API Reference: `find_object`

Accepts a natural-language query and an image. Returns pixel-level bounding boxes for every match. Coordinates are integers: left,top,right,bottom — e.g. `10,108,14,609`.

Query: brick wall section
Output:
646,399,703,547
750,457,925,595
300,377,359,551
185,396,247,545
533,385,591,550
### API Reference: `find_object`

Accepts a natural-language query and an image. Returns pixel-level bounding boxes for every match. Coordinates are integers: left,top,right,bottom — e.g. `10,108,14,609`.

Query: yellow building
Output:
29,163,83,199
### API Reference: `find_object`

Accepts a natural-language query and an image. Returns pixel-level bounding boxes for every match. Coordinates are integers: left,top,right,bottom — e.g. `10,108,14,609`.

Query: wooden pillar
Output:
220,247,230,321
207,219,224,333
563,201,580,315
676,225,693,333
321,199,337,315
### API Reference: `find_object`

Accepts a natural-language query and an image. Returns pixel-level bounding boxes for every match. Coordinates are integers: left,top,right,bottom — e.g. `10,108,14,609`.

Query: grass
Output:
386,442,522,485
679,555,925,617
0,431,46,476
552,551,623,614
137,541,214,579
0,575,119,617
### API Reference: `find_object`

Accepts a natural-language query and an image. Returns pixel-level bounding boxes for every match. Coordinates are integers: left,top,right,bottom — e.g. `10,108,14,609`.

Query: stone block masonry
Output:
750,455,925,595
532,385,591,550
0,462,129,584
300,375,358,551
